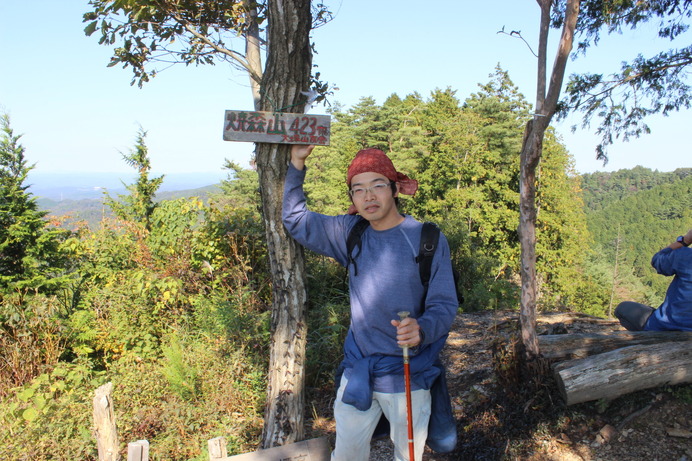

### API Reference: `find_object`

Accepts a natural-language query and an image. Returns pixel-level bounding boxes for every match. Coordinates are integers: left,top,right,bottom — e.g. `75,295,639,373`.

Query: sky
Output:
0,0,689,184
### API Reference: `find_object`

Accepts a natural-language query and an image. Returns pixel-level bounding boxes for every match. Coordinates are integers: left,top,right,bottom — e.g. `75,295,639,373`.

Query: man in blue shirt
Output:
615,229,692,331
283,145,457,461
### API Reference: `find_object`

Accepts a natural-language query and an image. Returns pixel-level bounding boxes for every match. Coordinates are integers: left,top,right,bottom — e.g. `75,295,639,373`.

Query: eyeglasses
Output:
349,182,393,199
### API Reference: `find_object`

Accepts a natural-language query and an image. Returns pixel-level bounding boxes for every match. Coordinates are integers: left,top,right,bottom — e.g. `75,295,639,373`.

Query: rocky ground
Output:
307,310,692,460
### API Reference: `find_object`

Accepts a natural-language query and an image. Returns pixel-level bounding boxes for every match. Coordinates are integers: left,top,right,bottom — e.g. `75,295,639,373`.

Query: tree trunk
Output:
258,0,313,449
539,330,692,361
554,341,692,405
518,120,543,358
243,0,263,110
519,0,580,359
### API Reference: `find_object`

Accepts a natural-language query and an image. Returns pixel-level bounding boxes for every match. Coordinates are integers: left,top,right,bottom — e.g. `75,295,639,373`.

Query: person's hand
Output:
685,229,692,245
391,316,421,347
290,144,315,170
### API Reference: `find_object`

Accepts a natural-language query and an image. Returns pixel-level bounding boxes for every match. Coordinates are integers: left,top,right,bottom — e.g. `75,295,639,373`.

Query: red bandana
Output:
346,148,418,214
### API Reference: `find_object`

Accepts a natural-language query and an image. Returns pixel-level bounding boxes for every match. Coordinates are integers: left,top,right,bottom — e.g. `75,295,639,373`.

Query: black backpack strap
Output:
416,222,440,291
346,218,370,276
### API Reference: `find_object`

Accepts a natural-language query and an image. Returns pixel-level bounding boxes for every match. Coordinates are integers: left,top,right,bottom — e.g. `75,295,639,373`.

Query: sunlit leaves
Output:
83,0,254,86
553,0,692,162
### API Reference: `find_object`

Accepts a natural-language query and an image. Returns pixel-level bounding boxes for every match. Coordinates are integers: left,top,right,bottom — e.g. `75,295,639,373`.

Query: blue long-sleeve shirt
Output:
645,246,692,331
282,163,458,397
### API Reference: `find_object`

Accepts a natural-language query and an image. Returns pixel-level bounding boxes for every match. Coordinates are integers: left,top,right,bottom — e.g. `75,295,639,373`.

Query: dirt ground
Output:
307,310,692,460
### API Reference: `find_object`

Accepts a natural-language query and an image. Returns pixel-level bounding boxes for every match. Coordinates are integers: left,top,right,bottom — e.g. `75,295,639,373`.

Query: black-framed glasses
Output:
349,182,393,199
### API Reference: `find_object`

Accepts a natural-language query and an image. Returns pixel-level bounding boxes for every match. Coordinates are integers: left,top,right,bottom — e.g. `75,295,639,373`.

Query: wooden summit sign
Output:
223,110,331,145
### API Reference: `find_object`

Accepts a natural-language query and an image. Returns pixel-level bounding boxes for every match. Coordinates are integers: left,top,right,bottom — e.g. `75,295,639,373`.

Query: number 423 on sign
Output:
223,110,331,145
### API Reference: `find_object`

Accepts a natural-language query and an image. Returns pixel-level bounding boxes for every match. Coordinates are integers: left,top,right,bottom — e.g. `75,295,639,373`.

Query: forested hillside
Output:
1,67,688,459
581,166,692,211
581,169,692,306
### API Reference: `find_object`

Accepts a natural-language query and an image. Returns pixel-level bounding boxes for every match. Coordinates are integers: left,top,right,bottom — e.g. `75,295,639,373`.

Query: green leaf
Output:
22,407,38,422
33,394,47,411
84,21,98,36
17,388,35,403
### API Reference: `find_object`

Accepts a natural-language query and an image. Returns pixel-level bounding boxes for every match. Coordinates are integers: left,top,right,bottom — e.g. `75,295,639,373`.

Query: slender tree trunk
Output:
609,224,622,317
519,120,543,358
257,0,312,448
243,0,263,110
519,0,580,359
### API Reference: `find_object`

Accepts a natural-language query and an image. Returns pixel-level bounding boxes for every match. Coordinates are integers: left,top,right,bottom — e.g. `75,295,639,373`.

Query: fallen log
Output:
553,340,692,405
539,330,692,361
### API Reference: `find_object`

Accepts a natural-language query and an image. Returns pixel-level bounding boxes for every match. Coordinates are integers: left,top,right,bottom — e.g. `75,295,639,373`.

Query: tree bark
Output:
554,341,692,405
539,330,692,361
243,0,263,110
519,0,580,359
258,0,312,449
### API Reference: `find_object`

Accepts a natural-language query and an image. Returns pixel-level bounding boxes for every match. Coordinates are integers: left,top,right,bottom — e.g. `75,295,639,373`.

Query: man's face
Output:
349,171,401,230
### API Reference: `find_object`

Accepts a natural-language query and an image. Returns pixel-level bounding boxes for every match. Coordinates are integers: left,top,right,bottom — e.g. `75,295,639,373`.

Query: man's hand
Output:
391,316,421,347
291,144,315,170
684,229,692,245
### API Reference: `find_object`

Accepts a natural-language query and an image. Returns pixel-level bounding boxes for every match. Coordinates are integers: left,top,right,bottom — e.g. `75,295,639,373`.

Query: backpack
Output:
346,218,463,305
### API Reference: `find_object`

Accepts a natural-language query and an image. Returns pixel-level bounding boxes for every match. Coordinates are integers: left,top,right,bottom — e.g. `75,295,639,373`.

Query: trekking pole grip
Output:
397,311,410,353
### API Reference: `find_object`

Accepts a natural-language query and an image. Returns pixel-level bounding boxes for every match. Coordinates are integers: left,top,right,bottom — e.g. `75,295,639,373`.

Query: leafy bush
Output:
0,294,66,397
304,253,350,388
0,362,103,460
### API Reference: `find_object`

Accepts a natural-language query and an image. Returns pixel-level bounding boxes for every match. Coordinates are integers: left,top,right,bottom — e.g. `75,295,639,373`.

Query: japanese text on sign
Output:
223,110,331,145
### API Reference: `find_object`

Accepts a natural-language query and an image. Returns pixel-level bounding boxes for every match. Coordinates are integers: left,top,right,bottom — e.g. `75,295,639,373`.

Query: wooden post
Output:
93,382,119,461
127,440,149,461
208,437,228,460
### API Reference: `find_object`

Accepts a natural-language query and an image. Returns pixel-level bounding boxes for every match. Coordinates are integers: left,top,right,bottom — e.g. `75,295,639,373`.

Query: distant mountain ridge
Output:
28,171,226,201
31,172,223,228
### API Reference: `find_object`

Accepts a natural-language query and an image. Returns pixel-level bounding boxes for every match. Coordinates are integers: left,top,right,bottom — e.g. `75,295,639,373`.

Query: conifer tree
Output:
105,128,164,231
0,114,66,291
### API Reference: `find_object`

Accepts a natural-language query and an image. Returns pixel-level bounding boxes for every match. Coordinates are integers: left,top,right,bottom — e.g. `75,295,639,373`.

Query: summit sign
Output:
223,110,331,145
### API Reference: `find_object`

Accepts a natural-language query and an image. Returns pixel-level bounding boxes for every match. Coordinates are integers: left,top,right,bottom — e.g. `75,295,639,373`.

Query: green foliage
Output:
83,0,334,101
4,53,687,458
555,0,692,160
0,361,103,460
0,294,66,396
534,131,593,310
584,172,692,304
83,0,258,87
0,115,76,399
0,196,272,459
304,253,350,387
303,67,595,313
217,160,261,210
580,167,692,211
104,128,164,230
0,113,70,293
162,336,200,400
106,340,264,459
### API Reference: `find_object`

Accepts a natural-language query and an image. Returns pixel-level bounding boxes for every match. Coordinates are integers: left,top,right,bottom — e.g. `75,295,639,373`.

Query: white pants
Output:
331,375,431,461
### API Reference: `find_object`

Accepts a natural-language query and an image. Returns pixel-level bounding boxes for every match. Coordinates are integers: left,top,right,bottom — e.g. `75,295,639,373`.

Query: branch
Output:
181,21,262,83
497,26,538,58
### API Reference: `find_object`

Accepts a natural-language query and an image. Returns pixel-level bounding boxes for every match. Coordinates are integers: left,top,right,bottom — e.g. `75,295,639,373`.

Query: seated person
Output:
615,229,692,331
